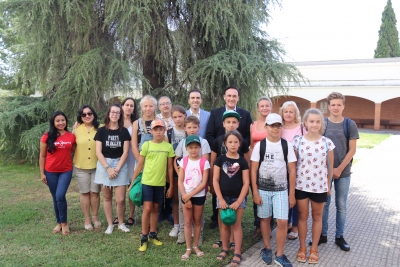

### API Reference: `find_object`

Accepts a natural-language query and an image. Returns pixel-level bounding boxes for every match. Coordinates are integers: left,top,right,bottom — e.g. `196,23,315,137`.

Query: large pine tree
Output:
374,0,400,58
0,0,303,162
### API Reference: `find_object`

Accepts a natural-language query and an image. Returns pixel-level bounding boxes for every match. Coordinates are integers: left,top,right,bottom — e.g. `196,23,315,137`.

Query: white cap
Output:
265,113,283,125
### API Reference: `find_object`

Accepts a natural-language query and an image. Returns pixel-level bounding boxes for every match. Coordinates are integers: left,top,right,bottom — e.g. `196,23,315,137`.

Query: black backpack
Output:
257,138,289,184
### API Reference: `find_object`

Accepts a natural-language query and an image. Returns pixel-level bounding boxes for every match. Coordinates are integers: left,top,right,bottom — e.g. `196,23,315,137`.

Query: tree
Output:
0,0,303,163
374,0,400,58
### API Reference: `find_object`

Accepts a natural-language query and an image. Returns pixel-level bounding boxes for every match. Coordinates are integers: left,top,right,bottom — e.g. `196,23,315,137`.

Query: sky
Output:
266,0,400,62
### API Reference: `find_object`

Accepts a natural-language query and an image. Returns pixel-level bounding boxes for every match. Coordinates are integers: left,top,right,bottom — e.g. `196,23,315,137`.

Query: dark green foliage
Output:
0,0,303,163
374,0,400,58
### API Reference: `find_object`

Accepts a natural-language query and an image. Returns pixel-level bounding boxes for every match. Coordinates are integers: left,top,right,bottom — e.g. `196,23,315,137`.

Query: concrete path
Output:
229,134,400,267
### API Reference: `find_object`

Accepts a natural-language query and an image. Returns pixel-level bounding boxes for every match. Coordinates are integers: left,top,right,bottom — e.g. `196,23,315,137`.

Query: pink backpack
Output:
182,156,208,193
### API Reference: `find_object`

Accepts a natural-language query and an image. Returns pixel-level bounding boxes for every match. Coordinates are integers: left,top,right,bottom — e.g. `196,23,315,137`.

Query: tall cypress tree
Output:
374,0,400,58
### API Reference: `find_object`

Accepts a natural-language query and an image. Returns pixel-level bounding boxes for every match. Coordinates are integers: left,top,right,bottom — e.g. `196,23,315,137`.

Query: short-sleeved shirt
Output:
141,140,175,186
179,158,210,197
171,128,185,150
292,136,335,193
251,139,297,192
41,132,76,172
211,135,249,158
323,119,359,178
214,154,249,198
175,136,211,157
94,127,131,159
73,124,98,169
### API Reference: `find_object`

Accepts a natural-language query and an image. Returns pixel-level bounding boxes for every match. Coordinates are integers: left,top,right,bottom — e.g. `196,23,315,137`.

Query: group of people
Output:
39,88,358,266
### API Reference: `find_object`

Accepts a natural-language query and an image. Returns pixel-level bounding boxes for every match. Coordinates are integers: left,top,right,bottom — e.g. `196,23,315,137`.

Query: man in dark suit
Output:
206,86,252,146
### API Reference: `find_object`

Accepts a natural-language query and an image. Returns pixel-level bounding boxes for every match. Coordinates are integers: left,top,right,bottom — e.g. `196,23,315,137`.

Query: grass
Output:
357,132,391,149
0,164,260,267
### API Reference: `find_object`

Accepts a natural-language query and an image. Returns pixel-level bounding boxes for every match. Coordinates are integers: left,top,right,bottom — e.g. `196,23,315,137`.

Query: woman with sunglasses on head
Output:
94,104,132,234
73,105,101,230
39,111,76,235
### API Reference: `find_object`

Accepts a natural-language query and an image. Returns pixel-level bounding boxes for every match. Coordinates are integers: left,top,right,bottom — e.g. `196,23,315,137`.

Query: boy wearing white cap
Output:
250,113,297,267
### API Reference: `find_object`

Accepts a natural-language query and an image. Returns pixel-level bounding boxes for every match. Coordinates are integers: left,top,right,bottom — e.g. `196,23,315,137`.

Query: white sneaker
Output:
169,226,179,237
105,225,114,234
118,223,130,233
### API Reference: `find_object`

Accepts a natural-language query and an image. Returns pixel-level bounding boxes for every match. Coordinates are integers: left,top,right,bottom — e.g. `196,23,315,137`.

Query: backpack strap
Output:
200,157,207,174
296,136,303,152
183,156,189,171
281,138,288,166
257,138,267,184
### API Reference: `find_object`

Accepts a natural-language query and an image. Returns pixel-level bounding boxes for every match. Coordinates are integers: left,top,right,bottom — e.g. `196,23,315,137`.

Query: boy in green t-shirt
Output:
130,119,175,252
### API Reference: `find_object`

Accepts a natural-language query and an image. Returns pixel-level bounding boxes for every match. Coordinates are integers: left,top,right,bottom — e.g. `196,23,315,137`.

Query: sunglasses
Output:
81,112,93,117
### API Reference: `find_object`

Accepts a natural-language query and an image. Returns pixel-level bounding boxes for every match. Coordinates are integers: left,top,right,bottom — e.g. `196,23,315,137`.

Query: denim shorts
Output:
257,189,288,220
216,196,246,209
142,184,164,204
94,158,129,187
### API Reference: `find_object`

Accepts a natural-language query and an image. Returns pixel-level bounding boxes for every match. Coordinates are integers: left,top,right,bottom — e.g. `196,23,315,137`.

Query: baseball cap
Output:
265,113,282,125
150,119,166,129
220,208,237,226
222,110,241,121
185,135,201,147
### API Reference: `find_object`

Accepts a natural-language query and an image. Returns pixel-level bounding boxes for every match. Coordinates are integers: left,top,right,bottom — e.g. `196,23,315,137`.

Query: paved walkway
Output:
229,134,400,267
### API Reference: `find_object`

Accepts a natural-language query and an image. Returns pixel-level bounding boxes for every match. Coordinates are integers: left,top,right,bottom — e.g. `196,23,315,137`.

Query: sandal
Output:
216,249,229,261
126,217,135,227
193,246,204,257
112,217,119,225
52,224,62,234
62,224,70,236
296,247,307,263
92,216,101,229
181,248,191,260
84,219,93,230
287,231,298,240
230,254,242,267
229,242,236,251
212,240,222,248
308,249,319,264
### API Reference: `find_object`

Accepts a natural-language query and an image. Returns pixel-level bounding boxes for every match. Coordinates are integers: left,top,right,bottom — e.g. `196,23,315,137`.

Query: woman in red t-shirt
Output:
39,111,76,235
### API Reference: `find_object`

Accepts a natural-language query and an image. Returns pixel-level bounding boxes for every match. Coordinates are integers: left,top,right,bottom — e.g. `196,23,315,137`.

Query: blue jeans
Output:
288,204,299,227
322,176,350,238
45,170,73,223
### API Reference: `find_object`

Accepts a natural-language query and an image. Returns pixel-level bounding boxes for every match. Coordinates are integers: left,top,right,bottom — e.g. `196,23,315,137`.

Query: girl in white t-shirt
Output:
178,135,210,261
292,108,334,264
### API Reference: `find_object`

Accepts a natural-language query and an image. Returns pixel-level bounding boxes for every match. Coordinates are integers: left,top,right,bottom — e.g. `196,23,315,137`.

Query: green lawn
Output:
0,164,259,267
357,133,391,149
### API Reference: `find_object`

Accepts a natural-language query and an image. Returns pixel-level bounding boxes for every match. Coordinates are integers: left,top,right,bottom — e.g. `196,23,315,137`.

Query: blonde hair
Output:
327,91,345,105
139,95,157,133
302,108,325,135
256,96,273,119
184,115,200,126
279,101,301,124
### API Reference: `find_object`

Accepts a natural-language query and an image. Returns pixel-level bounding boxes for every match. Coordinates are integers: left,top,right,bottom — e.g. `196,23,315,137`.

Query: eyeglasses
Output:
81,112,93,117
267,124,282,129
110,111,121,115
159,102,171,106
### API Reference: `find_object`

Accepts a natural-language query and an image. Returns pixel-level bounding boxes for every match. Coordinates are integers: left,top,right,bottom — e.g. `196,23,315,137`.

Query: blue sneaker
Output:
260,248,272,264
274,254,293,267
